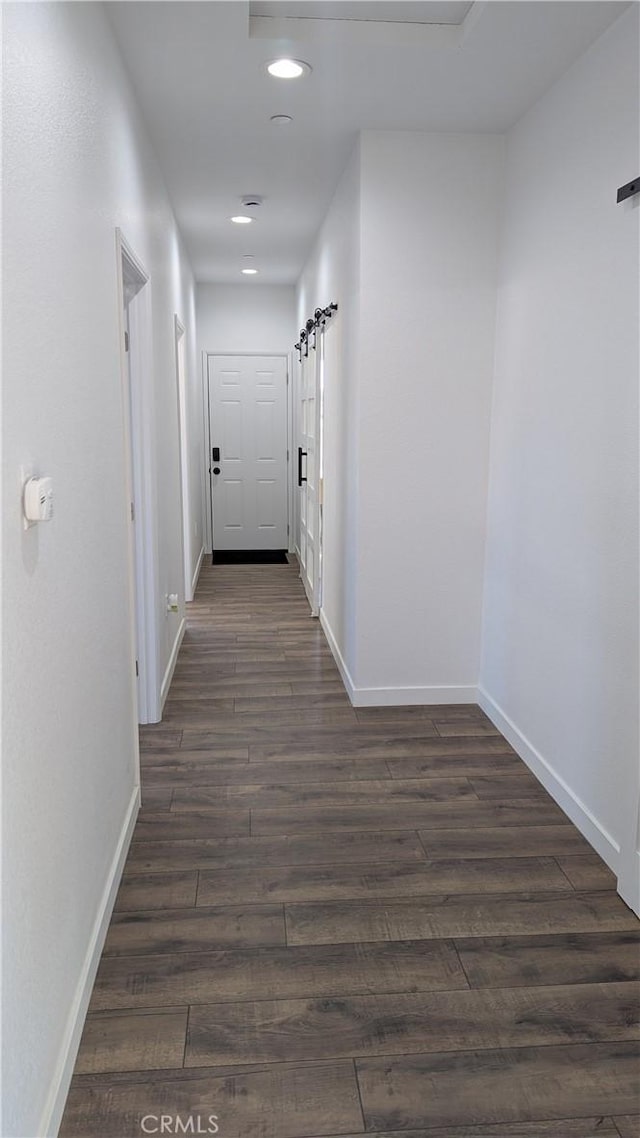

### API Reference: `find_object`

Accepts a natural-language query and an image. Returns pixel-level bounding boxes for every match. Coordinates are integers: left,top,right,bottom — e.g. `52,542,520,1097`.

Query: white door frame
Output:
201,349,213,554
293,352,302,564
204,351,291,555
295,338,323,615
174,316,193,601
116,228,161,725
287,348,296,555
317,326,327,608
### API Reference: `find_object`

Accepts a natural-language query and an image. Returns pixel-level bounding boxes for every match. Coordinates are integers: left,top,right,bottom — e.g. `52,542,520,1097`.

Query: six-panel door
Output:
208,355,288,550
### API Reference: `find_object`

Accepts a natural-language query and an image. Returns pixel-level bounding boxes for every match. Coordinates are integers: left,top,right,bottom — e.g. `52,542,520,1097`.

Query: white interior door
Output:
297,343,321,614
208,354,288,550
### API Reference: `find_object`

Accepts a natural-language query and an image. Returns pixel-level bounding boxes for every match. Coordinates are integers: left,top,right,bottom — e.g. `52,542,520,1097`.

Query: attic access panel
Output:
250,2,474,25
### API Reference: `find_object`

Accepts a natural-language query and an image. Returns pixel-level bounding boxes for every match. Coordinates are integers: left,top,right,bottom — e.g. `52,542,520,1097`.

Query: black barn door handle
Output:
298,447,307,486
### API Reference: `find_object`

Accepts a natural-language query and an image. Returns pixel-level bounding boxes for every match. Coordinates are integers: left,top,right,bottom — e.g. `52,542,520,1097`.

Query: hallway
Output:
60,561,639,1136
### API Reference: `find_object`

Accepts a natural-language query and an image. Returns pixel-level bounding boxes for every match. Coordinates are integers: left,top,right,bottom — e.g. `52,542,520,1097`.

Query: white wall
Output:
355,131,504,701
2,4,201,1135
480,7,639,905
297,145,362,676
299,133,503,702
197,283,295,355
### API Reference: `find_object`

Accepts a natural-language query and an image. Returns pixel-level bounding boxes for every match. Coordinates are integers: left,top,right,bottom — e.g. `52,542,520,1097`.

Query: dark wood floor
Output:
61,561,640,1137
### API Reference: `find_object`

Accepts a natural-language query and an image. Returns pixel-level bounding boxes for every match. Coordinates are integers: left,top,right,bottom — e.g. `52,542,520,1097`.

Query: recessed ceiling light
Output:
230,215,254,224
241,268,259,275
267,59,311,80
270,114,293,125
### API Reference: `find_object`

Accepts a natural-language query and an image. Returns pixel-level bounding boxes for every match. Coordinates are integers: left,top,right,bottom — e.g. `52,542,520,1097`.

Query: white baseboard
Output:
351,684,478,707
319,611,477,708
617,850,640,916
478,685,620,874
189,545,205,600
160,617,186,710
41,784,141,1138
319,610,357,703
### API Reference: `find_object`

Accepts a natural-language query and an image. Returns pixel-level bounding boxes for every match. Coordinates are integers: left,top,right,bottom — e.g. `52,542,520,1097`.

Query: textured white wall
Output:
197,283,295,356
297,133,502,702
2,4,199,1135
480,8,639,902
357,131,503,700
297,145,362,675
356,131,503,696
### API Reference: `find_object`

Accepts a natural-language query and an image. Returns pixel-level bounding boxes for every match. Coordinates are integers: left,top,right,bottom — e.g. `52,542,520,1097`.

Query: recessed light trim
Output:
267,58,311,80
270,114,293,125
230,215,254,224
241,268,259,275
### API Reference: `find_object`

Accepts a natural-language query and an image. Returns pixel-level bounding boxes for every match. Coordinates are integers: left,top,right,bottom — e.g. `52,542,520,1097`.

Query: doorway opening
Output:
116,229,160,724
174,316,194,601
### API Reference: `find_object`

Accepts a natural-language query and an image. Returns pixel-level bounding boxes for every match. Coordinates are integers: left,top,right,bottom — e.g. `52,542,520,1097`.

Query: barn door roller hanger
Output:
294,303,338,363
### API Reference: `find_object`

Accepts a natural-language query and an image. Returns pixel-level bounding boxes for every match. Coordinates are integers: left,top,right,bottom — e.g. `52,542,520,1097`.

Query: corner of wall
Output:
190,544,205,598
319,609,357,704
160,616,186,710
478,686,620,873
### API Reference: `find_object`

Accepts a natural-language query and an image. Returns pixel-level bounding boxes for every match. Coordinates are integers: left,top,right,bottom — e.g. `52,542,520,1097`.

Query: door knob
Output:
213,466,221,475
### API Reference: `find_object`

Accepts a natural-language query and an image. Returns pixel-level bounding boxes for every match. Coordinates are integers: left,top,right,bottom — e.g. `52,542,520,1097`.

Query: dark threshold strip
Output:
212,549,289,565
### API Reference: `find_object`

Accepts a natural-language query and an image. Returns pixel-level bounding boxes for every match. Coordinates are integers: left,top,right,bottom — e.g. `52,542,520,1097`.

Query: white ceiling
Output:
108,1,628,285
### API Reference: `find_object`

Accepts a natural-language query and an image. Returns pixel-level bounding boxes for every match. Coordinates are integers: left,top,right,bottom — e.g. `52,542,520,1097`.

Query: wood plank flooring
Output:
60,561,640,1137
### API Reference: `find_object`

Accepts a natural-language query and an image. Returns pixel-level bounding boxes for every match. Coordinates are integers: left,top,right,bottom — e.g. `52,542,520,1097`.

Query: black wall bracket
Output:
617,177,639,204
